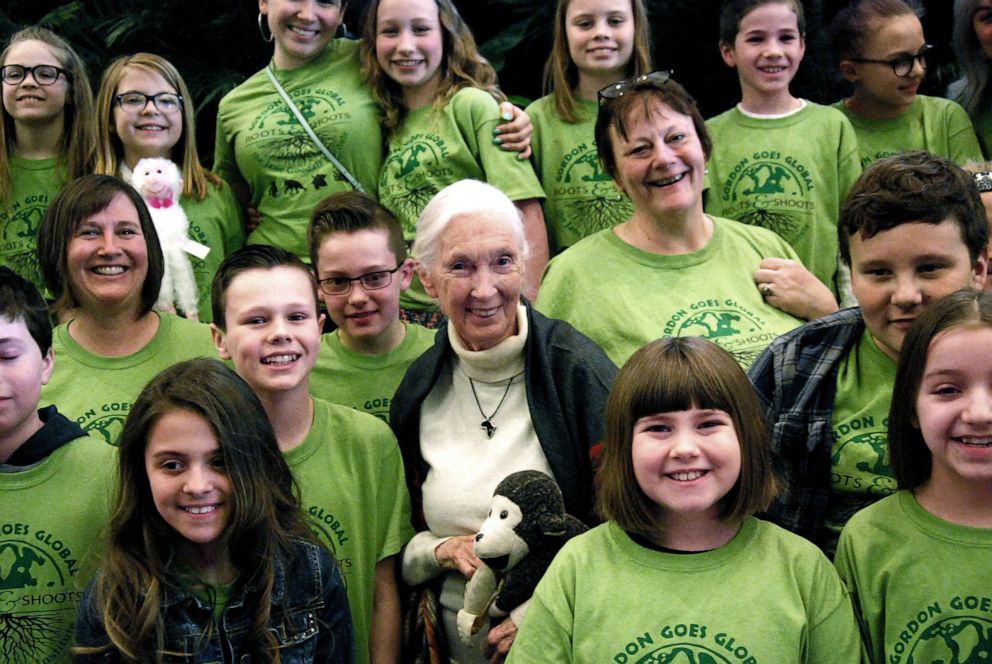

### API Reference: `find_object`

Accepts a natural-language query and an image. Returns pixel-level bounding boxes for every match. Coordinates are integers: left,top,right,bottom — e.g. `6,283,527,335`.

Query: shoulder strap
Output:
265,65,366,193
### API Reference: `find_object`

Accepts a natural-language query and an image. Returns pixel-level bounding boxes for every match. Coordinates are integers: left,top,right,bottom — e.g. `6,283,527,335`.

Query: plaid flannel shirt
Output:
748,307,865,553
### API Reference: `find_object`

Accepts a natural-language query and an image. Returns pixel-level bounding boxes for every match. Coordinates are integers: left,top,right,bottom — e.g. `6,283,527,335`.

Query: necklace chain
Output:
469,376,515,439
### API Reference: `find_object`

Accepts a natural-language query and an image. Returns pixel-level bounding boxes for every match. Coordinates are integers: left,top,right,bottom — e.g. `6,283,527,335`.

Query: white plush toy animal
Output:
130,158,200,320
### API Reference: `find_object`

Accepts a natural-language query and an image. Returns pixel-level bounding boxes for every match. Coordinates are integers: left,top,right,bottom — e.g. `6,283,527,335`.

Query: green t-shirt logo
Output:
903,615,992,663
0,531,82,663
721,153,815,246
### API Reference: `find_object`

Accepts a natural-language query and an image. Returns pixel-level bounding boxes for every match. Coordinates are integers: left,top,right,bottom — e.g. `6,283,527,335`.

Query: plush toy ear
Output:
537,510,567,538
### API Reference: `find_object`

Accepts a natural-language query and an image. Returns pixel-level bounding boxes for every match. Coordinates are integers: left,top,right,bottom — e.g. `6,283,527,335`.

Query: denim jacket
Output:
74,540,354,663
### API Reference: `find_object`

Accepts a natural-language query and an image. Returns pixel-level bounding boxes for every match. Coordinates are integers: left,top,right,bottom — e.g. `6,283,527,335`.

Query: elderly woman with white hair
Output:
390,179,616,663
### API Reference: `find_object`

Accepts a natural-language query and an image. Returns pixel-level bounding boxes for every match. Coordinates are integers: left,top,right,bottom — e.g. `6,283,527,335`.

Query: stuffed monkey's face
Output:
133,159,181,203
474,495,530,572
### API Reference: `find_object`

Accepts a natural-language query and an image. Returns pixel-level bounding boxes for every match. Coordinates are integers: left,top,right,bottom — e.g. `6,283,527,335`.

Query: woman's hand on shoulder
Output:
495,102,533,160
753,258,839,321
433,534,482,579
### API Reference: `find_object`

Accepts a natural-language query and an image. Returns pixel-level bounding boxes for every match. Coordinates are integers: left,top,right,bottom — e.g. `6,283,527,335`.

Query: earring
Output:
258,12,274,43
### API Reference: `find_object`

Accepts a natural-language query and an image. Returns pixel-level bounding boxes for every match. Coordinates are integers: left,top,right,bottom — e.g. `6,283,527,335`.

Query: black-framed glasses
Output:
1,64,68,86
114,91,184,114
317,265,402,296
848,44,932,77
598,70,674,105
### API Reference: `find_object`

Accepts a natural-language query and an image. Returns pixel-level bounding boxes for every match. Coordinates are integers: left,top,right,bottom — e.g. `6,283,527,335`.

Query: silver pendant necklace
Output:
469,376,514,439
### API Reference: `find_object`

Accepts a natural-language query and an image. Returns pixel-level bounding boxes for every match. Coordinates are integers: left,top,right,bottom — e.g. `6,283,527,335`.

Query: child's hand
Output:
495,102,533,160
754,258,839,321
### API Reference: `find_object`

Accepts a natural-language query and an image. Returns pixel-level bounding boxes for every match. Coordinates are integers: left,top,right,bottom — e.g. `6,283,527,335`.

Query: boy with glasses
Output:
832,0,983,167
308,192,434,423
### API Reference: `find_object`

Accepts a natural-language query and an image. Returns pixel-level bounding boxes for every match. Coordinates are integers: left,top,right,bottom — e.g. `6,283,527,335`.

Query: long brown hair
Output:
889,290,992,490
544,0,652,123
0,26,95,203
360,0,505,136
77,358,313,662
93,53,220,200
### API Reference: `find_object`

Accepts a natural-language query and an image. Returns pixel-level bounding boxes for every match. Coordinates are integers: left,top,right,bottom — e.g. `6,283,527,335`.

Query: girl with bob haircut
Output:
73,357,353,662
527,0,652,252
508,337,860,663
361,0,547,316
36,175,217,444
0,26,95,291
835,289,992,664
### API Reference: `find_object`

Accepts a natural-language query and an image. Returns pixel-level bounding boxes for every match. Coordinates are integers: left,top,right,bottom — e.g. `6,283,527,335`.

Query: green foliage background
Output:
0,0,956,168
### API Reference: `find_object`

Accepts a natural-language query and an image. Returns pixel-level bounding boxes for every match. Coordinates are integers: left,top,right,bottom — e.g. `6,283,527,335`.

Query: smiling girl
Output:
507,337,860,663
361,0,547,314
835,289,992,663
527,0,651,253
73,358,353,662
94,54,244,323
0,27,94,293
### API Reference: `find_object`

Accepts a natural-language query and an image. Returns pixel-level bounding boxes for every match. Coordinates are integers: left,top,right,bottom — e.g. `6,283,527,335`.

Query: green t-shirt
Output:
378,87,545,311
0,155,64,293
828,329,898,537
178,180,245,323
835,491,992,664
972,104,992,159
213,39,382,261
309,323,434,423
283,398,413,664
0,435,116,664
39,313,217,445
507,519,861,664
704,103,862,294
535,219,804,369
834,95,984,168
526,95,633,253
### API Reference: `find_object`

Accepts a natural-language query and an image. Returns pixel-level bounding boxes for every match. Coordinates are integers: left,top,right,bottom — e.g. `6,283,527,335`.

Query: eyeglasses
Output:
0,64,68,86
317,265,402,296
847,44,932,77
598,70,674,105
114,91,183,114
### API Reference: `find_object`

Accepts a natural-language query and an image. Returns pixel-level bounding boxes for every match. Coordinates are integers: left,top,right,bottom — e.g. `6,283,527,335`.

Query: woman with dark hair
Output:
74,357,353,662
37,174,216,444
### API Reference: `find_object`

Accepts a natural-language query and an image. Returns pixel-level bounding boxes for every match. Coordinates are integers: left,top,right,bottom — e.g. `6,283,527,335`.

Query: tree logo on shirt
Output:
719,152,815,245
75,404,131,445
901,615,992,664
1,199,46,242
248,87,352,177
663,299,779,368
559,146,611,184
0,530,85,663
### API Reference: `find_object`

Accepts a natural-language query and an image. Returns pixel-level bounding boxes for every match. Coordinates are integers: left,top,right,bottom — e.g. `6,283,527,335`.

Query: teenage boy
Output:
705,0,862,320
749,151,989,555
307,192,434,423
0,267,115,662
210,246,413,664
